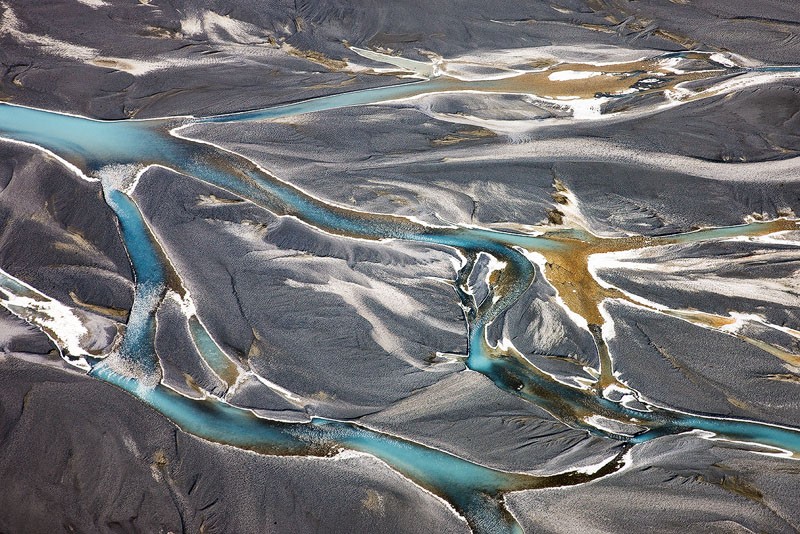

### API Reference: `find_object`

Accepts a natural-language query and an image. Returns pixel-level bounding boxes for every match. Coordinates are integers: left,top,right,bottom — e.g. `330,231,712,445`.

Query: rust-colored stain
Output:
516,182,799,383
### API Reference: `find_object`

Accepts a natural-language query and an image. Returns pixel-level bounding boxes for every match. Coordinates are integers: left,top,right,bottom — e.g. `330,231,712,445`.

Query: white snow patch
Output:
708,53,737,68
566,97,609,119
75,0,109,8
584,414,645,436
573,453,618,475
0,268,91,366
247,371,306,405
548,70,603,81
